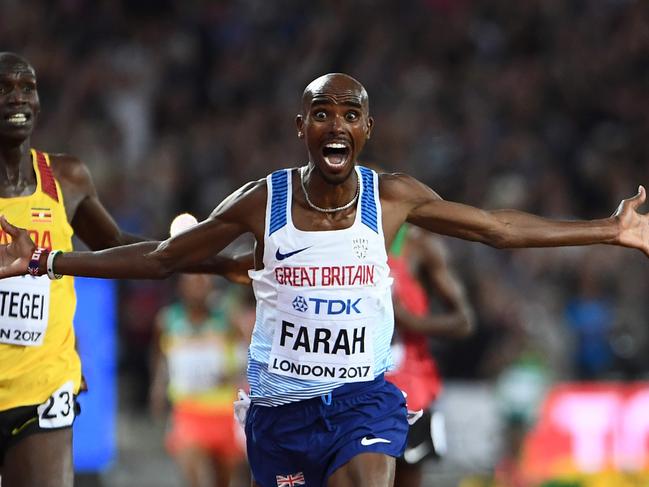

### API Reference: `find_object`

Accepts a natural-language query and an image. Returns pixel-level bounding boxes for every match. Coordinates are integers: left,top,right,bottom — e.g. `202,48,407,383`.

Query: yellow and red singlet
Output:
0,149,79,410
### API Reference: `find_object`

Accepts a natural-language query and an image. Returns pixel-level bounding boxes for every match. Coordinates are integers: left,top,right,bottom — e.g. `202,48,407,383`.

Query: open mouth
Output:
322,142,351,167
5,113,31,127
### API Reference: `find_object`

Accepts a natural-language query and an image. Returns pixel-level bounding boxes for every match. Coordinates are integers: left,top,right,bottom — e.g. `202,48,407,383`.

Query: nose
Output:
330,113,346,134
6,85,26,104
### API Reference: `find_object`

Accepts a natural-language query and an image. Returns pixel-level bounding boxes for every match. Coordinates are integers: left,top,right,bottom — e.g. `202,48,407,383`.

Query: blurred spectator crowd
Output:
2,0,649,402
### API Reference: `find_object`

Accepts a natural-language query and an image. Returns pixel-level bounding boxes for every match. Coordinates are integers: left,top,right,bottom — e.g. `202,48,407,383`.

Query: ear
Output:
295,114,304,139
366,116,374,140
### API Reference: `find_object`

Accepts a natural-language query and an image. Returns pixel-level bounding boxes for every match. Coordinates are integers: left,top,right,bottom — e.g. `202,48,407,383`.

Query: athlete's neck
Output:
301,165,358,209
0,141,35,194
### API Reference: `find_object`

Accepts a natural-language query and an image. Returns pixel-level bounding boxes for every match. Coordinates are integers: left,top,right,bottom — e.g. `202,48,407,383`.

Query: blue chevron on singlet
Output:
247,166,395,406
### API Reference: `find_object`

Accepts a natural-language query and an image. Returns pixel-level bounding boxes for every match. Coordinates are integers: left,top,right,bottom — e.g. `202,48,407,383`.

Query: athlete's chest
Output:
0,193,71,249
0,181,37,198
291,204,358,232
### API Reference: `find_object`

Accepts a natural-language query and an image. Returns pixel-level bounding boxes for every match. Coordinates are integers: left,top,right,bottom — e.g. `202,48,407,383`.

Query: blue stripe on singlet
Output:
269,170,288,236
358,166,378,233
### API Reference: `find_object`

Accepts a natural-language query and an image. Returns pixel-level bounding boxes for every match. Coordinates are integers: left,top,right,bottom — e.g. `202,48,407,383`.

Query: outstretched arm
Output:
53,153,253,282
382,173,649,254
0,179,266,279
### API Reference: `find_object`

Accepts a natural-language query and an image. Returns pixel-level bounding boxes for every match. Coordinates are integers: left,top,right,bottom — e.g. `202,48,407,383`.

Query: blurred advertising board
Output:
522,383,649,485
72,278,117,472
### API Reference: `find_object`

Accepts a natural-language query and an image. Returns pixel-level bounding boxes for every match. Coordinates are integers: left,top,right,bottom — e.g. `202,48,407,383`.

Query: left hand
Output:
0,215,37,277
614,186,649,256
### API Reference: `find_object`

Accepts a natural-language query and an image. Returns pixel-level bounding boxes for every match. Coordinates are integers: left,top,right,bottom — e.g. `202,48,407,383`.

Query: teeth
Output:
7,114,27,125
325,142,347,149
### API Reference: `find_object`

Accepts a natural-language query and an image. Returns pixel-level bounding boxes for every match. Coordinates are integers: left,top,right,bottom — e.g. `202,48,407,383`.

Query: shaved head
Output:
0,52,34,76
302,73,369,113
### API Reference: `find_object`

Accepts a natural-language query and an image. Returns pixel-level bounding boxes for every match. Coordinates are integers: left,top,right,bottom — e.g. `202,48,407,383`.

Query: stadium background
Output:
2,0,649,485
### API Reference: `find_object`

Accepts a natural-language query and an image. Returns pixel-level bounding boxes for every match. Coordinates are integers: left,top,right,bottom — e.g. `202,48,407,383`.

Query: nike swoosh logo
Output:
403,442,431,464
11,417,38,436
360,436,392,446
275,246,311,260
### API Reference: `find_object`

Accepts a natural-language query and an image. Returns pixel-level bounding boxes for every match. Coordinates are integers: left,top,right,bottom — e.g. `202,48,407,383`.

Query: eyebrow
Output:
0,70,36,79
310,97,363,109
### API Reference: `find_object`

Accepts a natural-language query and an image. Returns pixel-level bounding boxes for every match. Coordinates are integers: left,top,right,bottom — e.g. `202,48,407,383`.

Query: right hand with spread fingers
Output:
0,215,37,278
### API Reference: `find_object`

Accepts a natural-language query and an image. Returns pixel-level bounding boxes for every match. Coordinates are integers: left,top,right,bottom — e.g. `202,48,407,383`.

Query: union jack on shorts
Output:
276,472,305,486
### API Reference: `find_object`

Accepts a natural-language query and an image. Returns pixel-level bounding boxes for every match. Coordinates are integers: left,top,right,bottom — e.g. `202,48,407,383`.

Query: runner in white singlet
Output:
1,73,649,487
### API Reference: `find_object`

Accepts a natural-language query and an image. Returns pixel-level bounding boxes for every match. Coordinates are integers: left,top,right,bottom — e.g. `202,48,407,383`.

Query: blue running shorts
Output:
245,374,408,487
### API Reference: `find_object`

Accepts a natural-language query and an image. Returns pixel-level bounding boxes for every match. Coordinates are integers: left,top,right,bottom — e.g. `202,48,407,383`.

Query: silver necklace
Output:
299,166,359,213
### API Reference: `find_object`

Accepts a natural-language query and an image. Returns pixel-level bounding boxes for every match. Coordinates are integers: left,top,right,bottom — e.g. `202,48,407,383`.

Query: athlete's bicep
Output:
53,154,143,248
382,173,501,242
152,179,266,271
72,196,134,249
156,217,247,269
408,197,504,243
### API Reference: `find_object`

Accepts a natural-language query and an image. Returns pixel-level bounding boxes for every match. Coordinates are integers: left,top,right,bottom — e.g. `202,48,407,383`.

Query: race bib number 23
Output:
37,381,75,429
